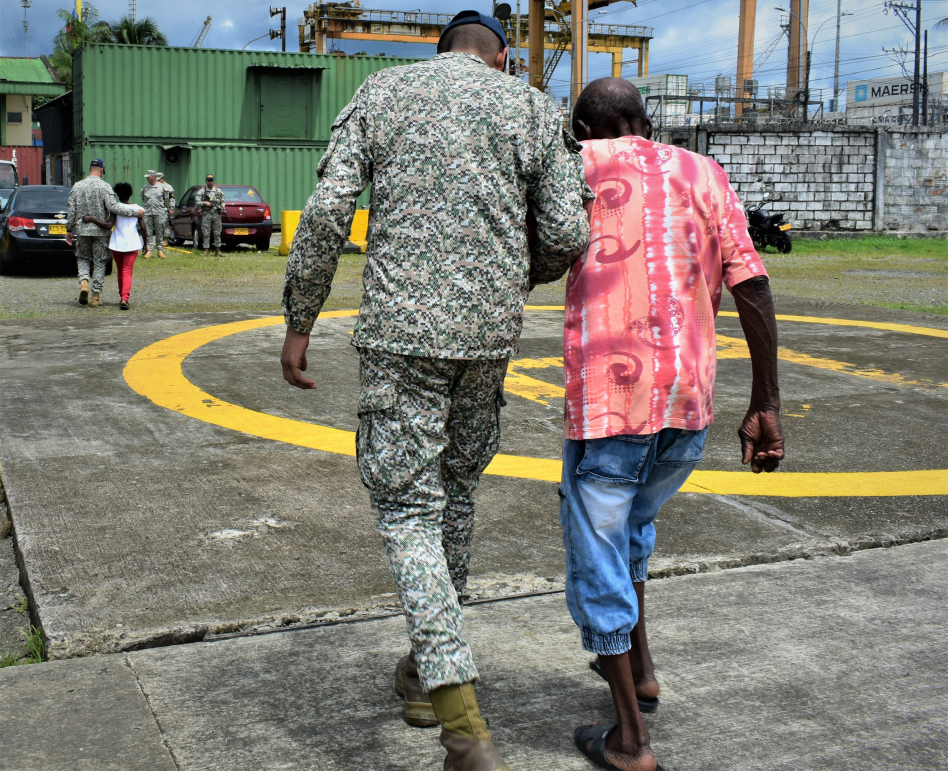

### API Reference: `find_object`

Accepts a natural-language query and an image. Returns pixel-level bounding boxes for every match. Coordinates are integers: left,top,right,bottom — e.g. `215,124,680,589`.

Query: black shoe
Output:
120,300,130,310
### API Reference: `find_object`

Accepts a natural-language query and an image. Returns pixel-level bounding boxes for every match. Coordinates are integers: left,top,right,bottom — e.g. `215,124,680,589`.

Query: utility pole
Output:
270,6,287,52
802,49,811,123
922,29,928,125
515,0,522,77
912,0,921,125
21,0,31,57
832,0,841,111
129,0,136,22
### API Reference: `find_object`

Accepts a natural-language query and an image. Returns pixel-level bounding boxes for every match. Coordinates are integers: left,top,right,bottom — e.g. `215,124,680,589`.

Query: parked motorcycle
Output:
746,200,793,253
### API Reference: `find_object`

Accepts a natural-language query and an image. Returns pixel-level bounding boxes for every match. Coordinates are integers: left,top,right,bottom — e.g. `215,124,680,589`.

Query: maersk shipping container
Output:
72,44,420,217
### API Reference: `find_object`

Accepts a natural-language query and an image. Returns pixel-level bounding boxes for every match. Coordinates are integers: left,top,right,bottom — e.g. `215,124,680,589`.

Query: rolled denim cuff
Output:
581,628,632,656
630,558,649,583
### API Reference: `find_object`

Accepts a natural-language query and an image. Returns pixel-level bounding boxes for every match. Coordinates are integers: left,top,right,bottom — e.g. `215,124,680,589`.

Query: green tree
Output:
48,4,111,87
105,16,169,46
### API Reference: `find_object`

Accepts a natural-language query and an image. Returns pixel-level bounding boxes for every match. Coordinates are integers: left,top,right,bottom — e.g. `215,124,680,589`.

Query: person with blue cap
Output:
281,9,592,770
66,158,144,307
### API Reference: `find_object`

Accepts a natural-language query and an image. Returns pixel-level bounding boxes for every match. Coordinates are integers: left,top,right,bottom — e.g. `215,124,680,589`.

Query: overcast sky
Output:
2,0,946,108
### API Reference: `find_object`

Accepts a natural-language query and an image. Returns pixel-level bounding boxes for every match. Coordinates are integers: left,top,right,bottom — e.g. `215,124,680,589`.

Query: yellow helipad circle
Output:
123,308,948,498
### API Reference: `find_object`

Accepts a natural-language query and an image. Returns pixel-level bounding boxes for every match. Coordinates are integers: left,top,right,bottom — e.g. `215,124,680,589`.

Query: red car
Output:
169,185,273,251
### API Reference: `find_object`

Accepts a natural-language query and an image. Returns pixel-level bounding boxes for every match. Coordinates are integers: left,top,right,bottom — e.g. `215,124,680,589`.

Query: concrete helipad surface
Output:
0,297,946,658
2,538,946,771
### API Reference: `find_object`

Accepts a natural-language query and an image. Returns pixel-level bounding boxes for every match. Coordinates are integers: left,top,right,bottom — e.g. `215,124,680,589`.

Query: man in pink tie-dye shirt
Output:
561,79,785,771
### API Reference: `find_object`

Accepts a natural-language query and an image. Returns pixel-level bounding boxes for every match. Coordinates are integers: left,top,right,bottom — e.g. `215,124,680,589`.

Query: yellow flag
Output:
76,0,82,21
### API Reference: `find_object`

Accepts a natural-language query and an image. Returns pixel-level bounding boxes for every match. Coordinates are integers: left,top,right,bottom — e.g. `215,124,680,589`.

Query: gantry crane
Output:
297,1,651,93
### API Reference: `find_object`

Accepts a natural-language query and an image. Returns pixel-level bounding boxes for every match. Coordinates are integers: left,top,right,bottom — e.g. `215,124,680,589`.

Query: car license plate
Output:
233,228,250,235
49,224,67,235
779,223,792,231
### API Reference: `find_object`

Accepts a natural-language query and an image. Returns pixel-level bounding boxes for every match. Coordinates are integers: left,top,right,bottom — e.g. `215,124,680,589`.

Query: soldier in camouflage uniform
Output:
195,174,225,256
66,158,144,307
281,12,591,770
156,173,175,248
141,171,170,259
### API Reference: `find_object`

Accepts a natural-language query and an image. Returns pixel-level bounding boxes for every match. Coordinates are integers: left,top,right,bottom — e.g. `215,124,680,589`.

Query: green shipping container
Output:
73,44,420,217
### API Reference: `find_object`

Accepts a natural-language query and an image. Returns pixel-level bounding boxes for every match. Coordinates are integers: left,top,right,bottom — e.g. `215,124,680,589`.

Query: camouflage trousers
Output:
201,211,222,248
144,214,164,252
75,236,110,294
357,347,509,693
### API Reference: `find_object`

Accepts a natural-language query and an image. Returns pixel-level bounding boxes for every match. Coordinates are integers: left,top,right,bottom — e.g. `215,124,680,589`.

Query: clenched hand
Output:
738,408,784,473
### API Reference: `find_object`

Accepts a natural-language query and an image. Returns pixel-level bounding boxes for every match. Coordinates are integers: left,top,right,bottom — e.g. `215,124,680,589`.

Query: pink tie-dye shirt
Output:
564,136,767,440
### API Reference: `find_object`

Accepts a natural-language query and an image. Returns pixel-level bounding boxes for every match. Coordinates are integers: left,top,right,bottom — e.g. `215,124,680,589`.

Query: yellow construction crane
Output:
297,1,651,92
192,16,212,48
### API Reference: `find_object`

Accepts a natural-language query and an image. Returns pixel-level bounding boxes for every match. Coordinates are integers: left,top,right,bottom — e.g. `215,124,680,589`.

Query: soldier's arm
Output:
282,91,371,335
66,189,78,231
104,187,144,218
527,112,594,287
65,189,78,244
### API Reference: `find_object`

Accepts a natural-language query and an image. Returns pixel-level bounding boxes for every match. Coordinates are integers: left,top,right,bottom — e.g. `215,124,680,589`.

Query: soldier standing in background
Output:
141,170,169,259
195,174,224,256
157,172,175,248
65,158,144,307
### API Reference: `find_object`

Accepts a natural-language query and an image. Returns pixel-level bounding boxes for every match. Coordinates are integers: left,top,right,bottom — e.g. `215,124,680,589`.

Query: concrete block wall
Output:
705,128,877,231
883,131,948,232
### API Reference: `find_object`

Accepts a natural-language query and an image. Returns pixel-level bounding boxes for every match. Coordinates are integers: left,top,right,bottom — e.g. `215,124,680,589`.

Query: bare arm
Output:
82,213,115,229
732,275,784,473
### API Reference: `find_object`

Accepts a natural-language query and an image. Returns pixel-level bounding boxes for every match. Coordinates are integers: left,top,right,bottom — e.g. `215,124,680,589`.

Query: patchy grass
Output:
757,236,948,315
2,236,947,319
0,624,44,667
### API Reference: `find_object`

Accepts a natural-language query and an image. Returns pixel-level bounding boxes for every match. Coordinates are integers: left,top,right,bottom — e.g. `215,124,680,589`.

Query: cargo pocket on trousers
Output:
356,386,399,492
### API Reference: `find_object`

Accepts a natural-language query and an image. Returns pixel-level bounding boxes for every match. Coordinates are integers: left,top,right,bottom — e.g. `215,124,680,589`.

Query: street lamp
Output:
833,8,854,112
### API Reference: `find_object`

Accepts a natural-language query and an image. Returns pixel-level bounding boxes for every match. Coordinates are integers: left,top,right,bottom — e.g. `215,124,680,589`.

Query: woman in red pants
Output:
83,181,145,310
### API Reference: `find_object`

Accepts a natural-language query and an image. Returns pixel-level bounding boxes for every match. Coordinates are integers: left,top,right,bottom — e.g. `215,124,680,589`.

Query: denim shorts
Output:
559,427,708,656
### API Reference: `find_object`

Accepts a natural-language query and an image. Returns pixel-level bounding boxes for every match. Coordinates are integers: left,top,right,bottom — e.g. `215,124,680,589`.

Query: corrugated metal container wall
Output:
73,44,419,215
74,44,418,141
84,142,334,216
0,146,43,186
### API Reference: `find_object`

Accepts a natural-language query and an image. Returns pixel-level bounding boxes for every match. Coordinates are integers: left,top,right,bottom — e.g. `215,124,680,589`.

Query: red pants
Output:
112,250,138,301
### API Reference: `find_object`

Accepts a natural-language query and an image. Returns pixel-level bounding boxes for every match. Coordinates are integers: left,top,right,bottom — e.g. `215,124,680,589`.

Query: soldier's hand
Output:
281,327,317,390
65,232,73,246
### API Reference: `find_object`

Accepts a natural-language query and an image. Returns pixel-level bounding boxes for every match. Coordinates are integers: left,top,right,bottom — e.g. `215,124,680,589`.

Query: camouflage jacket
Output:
161,181,175,209
141,182,170,216
66,176,144,237
283,52,593,359
195,186,225,214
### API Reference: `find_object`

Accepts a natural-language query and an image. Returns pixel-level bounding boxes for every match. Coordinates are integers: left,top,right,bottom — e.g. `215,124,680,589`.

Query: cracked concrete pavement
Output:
0,296,945,658
2,538,946,770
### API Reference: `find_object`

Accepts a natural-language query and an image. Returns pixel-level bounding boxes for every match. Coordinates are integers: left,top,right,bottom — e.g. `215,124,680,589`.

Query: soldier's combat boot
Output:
89,293,102,308
394,653,438,727
158,250,167,259
143,250,152,259
78,279,89,305
214,247,223,257
201,249,210,257
431,683,512,771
